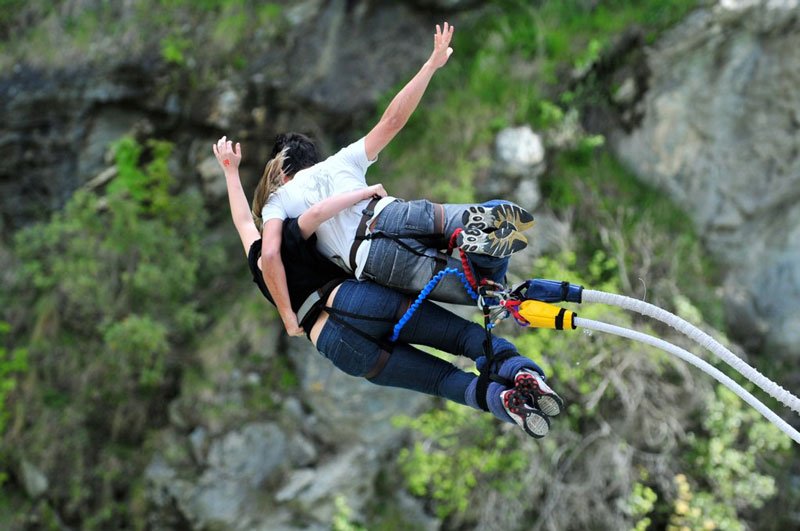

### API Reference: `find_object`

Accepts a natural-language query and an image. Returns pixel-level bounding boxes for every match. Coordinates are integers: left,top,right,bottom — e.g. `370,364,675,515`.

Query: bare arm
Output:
298,184,387,239
213,136,301,336
261,219,304,336
364,22,455,161
214,137,259,255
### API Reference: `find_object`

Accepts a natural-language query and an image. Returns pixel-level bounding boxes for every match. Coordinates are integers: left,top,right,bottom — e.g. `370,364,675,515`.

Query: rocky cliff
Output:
2,1,797,529
610,0,800,360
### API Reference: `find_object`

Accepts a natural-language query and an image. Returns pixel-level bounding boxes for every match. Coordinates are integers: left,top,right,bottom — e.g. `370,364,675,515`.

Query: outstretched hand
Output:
213,136,242,173
428,21,454,69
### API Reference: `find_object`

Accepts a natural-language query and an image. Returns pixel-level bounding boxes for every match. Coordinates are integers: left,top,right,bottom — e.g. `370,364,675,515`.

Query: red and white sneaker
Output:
501,388,550,438
514,369,564,417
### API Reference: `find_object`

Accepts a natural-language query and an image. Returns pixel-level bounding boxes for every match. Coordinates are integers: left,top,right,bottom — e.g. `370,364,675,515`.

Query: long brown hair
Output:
252,148,288,231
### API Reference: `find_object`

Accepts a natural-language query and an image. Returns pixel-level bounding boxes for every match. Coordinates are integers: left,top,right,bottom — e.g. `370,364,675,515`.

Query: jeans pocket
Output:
403,200,433,234
328,337,371,377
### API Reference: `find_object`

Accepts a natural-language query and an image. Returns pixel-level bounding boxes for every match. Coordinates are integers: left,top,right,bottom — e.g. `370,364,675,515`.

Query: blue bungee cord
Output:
389,268,479,341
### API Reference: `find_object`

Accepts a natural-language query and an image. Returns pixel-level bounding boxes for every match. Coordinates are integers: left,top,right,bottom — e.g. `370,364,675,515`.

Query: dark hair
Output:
269,132,319,177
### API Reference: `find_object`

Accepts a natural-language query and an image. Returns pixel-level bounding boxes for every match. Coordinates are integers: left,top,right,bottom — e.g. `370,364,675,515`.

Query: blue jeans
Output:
363,200,512,305
315,280,543,423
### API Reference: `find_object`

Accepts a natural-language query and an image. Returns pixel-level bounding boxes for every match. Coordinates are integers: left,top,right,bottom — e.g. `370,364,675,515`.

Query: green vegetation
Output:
396,402,527,519
2,0,793,529
0,323,27,439
2,136,218,528
371,0,697,202
0,0,286,76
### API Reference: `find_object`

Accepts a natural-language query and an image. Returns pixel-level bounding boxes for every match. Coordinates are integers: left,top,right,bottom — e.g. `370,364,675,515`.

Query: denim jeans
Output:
315,279,543,423
362,200,512,305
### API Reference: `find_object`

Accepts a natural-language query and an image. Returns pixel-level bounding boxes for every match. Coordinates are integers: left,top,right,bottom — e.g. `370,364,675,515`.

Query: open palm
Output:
429,21,454,69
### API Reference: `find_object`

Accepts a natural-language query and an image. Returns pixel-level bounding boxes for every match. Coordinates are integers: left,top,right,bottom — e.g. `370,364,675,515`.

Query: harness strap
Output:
473,291,516,411
324,307,395,352
298,278,347,331
362,231,450,266
475,349,515,411
324,308,394,381
349,196,382,273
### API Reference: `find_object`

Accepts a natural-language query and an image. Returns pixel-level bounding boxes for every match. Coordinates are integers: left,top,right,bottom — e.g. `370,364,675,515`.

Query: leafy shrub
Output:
5,136,217,527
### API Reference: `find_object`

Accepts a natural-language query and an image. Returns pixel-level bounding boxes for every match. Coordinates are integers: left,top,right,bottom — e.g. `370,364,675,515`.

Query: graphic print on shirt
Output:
302,170,336,208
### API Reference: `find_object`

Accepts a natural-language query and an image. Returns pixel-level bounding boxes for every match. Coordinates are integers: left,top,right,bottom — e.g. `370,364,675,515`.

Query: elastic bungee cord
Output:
581,290,800,415
575,317,800,445
389,267,478,342
384,253,799,443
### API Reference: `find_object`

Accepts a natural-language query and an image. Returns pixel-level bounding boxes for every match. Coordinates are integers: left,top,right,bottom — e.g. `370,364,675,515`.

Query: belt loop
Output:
434,203,445,236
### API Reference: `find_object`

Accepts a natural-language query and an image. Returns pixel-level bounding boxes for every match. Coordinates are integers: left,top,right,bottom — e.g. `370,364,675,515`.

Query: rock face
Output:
0,1,435,234
610,0,800,357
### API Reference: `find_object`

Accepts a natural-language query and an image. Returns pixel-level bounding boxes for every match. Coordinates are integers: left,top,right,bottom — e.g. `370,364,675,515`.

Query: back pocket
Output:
327,337,371,377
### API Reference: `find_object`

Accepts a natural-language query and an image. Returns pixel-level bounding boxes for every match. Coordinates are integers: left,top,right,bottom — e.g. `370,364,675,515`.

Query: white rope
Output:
582,289,800,415
575,317,800,445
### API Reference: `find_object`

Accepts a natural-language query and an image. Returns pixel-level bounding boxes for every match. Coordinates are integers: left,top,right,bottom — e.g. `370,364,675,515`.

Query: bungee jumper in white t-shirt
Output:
254,22,535,337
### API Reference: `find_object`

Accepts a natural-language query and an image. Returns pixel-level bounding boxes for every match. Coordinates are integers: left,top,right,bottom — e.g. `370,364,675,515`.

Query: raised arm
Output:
214,136,259,255
214,136,302,336
364,22,454,161
298,183,387,239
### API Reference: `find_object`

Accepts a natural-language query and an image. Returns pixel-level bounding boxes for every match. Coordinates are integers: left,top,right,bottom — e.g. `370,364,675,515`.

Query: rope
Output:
576,317,800,445
446,228,480,292
582,289,800,415
389,267,479,342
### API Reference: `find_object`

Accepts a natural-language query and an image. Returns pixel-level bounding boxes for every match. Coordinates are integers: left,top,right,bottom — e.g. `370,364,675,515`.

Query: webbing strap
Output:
475,349,515,411
324,307,395,354
360,231,450,266
349,197,382,272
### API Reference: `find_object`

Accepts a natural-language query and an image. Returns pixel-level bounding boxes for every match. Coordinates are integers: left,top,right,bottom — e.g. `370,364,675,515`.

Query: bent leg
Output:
364,200,477,305
364,200,521,304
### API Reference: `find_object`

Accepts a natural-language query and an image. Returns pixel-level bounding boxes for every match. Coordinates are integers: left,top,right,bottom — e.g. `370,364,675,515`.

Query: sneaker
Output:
462,204,535,233
514,369,564,417
457,224,528,258
501,388,550,438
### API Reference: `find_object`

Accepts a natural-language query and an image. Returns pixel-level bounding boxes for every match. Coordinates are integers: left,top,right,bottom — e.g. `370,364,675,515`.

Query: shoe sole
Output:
457,226,527,258
462,204,535,233
503,389,550,438
516,372,564,417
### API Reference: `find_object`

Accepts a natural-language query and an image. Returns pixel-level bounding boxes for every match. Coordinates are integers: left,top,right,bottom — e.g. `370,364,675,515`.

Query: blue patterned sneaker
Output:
456,224,527,258
514,369,564,417
462,204,535,232
501,388,550,438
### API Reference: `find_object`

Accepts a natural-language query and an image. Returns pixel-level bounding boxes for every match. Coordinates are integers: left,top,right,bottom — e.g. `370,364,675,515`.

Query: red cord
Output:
447,228,462,254
446,228,478,292
458,248,479,292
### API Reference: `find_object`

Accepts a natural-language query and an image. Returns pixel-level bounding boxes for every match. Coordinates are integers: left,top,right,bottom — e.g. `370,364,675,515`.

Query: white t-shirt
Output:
261,137,395,276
